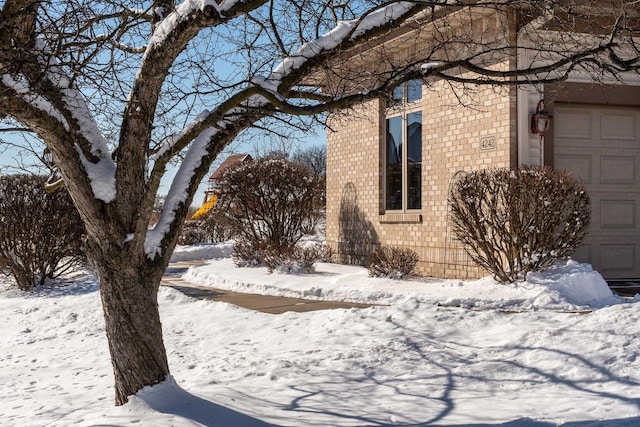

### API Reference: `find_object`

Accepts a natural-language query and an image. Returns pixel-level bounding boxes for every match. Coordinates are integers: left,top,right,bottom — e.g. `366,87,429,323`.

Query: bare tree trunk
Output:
2,0,637,409
88,245,170,405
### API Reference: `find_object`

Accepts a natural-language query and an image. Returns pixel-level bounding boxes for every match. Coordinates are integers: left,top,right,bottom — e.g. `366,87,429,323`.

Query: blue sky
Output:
0,0,332,208
1,125,326,207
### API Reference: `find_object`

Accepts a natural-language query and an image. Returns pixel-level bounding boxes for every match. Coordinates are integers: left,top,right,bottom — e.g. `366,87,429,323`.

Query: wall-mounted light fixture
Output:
530,99,553,137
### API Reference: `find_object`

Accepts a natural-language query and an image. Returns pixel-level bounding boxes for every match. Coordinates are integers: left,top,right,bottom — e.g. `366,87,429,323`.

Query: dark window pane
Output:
407,80,422,103
406,112,422,209
386,117,403,210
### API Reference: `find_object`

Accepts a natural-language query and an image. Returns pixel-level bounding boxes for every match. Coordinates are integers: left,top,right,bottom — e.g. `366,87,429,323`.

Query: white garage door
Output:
554,105,640,279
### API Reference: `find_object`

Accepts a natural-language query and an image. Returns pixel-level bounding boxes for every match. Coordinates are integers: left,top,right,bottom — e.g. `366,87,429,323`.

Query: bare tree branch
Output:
0,0,638,406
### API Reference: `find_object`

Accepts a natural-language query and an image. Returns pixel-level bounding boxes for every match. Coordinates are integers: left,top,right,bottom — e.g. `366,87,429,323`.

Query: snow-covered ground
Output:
1,243,639,426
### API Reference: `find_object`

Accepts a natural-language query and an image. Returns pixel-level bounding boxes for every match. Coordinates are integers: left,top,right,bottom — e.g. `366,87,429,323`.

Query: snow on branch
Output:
59,88,112,157
150,0,246,47
258,2,416,92
1,74,70,131
94,34,147,54
2,71,116,203
3,34,117,203
145,101,266,258
150,109,211,162
145,126,218,258
66,93,117,203
31,39,113,160
126,7,155,21
250,76,284,100
76,147,117,203
42,49,116,202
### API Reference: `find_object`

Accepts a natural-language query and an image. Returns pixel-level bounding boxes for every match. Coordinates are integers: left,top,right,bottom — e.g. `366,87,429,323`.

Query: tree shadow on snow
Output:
137,377,274,427
31,272,99,298
446,417,640,426
279,316,640,427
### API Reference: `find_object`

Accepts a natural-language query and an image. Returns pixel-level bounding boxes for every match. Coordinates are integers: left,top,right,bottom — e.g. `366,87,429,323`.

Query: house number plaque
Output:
480,136,496,151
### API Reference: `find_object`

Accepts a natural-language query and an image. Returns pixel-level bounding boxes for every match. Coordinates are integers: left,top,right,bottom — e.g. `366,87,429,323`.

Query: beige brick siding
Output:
326,79,517,279
326,102,383,266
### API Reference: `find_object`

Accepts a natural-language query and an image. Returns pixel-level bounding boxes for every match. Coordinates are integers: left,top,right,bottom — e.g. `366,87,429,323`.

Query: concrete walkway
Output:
162,261,372,314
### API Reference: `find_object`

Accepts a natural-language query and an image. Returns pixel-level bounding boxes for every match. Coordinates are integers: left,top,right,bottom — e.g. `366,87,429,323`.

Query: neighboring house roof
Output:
208,154,253,181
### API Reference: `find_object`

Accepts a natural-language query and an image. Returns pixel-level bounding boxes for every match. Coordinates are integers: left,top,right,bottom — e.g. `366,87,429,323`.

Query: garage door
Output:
554,105,640,279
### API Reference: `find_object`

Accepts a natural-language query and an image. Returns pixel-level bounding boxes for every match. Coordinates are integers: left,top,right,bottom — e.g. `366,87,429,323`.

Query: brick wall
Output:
326,78,516,279
326,102,383,266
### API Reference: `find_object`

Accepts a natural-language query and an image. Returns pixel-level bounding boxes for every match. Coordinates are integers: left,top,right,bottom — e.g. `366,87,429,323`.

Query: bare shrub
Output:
216,158,323,253
232,238,272,267
300,216,319,236
264,243,331,273
293,146,327,214
0,174,85,290
448,167,590,283
367,246,418,279
316,244,334,263
263,245,295,273
177,221,209,245
293,244,332,272
293,145,326,178
201,206,241,243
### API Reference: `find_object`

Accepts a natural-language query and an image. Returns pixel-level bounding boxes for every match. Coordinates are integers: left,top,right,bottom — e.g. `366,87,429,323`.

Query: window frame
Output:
383,80,423,213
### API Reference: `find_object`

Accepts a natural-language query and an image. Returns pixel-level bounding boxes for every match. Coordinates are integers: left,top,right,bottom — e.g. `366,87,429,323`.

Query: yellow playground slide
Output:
190,194,218,220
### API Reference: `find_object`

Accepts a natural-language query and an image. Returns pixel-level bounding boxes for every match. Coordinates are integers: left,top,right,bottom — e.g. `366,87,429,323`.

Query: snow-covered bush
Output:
448,167,590,283
233,238,330,273
178,221,209,245
367,246,418,279
264,243,331,273
216,157,324,255
0,174,85,290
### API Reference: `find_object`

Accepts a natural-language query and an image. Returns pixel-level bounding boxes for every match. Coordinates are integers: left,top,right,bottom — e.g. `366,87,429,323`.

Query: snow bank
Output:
170,242,234,262
124,375,271,427
182,246,622,311
1,261,639,425
525,259,617,308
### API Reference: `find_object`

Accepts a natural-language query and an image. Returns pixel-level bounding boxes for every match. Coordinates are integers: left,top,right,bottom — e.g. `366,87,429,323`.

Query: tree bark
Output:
89,244,170,405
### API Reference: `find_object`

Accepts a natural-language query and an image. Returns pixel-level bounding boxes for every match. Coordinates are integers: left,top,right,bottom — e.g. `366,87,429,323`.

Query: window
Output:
392,79,422,104
385,80,422,211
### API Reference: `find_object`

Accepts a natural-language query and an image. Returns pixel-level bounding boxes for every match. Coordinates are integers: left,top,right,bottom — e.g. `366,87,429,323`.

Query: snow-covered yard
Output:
1,243,639,426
